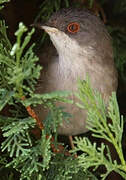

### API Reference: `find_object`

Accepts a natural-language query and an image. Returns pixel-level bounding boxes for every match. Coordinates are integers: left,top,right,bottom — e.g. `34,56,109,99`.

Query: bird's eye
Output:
67,22,80,33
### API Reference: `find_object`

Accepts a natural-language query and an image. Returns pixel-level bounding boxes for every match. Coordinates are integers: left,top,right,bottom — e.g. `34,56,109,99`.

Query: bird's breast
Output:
49,55,87,91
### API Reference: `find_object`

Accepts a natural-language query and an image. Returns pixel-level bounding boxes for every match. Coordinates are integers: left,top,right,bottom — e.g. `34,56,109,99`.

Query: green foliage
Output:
0,1,126,180
1,117,35,157
0,20,12,52
44,106,72,134
0,20,13,89
9,23,41,97
0,6,74,180
0,89,14,111
5,130,52,180
0,0,10,10
23,90,72,107
40,130,52,170
22,91,73,134
0,0,9,3
0,21,41,102
72,78,126,179
43,153,98,180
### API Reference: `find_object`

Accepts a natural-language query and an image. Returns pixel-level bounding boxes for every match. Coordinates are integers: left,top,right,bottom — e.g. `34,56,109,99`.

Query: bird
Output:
33,8,118,136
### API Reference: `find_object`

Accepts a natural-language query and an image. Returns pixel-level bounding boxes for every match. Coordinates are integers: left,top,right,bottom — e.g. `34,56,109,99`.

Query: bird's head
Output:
33,8,110,57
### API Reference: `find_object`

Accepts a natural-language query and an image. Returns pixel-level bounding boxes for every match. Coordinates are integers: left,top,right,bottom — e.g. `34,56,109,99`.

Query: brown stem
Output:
21,96,71,156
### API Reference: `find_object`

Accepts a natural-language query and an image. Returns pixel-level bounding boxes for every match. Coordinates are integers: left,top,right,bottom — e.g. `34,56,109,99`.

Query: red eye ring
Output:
67,22,80,33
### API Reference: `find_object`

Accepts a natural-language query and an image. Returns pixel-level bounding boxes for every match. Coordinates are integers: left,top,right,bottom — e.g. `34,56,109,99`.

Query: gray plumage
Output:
34,8,118,135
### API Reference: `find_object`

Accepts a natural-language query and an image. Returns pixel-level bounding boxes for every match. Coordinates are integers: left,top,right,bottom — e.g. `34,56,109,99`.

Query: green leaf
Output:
1,117,35,157
23,90,73,107
73,77,126,179
0,89,14,111
40,130,52,170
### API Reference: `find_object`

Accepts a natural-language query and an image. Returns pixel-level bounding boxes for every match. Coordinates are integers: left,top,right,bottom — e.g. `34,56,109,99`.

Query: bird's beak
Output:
41,26,59,34
31,23,58,34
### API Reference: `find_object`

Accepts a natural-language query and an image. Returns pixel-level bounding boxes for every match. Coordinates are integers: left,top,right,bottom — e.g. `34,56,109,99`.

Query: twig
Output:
21,96,71,156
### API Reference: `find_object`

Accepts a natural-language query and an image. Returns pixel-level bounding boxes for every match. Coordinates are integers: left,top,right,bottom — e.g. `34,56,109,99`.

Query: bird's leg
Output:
69,135,75,149
69,135,77,157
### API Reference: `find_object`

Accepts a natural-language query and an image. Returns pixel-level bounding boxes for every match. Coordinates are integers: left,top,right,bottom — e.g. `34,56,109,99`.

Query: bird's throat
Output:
58,51,86,81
